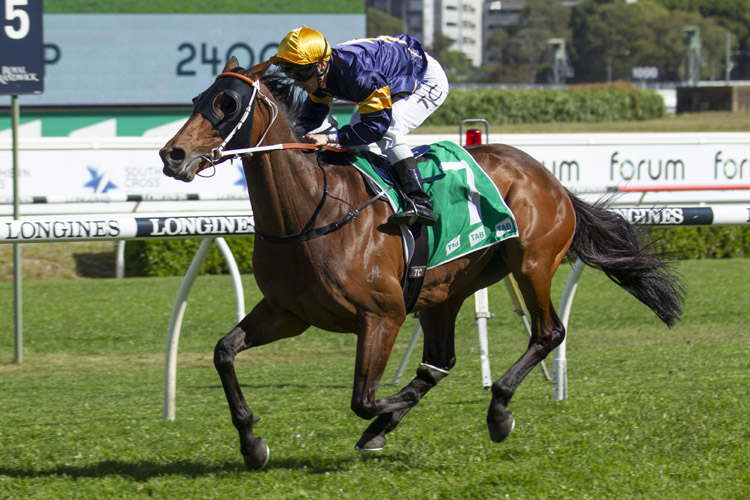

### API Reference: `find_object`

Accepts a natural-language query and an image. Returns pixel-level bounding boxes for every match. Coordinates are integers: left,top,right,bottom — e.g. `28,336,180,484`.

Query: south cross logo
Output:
235,164,247,189
84,166,117,193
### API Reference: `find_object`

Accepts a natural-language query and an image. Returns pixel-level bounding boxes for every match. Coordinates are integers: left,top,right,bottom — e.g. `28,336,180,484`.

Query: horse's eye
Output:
215,94,238,117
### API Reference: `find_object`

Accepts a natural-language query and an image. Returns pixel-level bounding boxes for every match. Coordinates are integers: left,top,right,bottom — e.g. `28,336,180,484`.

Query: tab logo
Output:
469,226,486,247
495,217,514,237
445,235,461,256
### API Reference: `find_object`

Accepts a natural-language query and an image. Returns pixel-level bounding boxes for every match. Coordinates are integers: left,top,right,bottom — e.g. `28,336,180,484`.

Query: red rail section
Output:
615,184,750,192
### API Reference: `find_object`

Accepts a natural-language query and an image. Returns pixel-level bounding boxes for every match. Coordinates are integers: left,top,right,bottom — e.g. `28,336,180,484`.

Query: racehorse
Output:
159,58,683,470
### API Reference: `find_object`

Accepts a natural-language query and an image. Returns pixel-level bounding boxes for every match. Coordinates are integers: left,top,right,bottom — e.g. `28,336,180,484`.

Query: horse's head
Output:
160,57,274,182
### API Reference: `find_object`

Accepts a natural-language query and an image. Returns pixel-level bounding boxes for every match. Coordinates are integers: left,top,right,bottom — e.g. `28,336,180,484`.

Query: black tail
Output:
566,191,684,327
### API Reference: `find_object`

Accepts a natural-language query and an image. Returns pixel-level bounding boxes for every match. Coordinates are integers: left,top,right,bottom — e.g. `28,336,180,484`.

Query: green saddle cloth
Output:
350,141,518,269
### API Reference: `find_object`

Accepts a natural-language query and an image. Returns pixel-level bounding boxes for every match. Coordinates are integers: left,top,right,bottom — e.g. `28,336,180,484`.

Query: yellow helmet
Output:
274,26,331,66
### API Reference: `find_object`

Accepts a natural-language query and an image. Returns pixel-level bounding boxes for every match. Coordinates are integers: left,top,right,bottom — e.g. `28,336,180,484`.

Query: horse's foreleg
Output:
486,269,565,443
349,312,412,420
355,302,460,451
214,299,308,470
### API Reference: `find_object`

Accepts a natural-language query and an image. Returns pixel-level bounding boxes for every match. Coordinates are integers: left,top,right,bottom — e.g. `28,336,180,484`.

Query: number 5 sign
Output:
1,0,43,95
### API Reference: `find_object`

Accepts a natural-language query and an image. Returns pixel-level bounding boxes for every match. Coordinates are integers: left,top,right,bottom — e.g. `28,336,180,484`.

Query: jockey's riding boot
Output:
388,157,437,226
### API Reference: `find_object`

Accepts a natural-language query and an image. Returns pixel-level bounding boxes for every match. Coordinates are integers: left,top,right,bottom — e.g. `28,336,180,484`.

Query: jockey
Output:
273,26,450,227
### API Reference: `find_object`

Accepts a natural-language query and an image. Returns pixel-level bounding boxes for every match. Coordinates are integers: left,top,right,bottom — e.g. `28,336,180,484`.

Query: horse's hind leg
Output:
486,251,566,443
355,300,461,451
214,299,308,470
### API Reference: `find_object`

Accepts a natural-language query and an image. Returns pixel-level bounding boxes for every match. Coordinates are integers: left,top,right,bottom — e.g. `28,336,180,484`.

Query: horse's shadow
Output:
0,460,239,481
0,454,358,480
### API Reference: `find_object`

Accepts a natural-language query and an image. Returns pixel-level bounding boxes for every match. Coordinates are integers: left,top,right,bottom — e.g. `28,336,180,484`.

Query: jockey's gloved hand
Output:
304,133,329,146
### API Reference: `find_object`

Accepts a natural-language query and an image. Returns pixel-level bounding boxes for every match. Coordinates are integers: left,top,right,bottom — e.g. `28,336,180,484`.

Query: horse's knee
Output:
549,323,565,349
530,320,565,353
214,334,238,371
541,321,566,353
350,397,377,420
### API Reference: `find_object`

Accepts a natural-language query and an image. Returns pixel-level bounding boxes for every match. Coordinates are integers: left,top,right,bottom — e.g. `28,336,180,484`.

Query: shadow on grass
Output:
73,250,116,278
0,454,359,479
0,460,244,480
185,382,351,391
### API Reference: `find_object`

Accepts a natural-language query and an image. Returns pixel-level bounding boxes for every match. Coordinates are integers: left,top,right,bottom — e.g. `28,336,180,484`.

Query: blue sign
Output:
0,0,44,95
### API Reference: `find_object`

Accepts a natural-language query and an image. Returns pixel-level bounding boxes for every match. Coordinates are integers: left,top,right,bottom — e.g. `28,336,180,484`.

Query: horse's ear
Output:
223,56,240,73
248,59,273,79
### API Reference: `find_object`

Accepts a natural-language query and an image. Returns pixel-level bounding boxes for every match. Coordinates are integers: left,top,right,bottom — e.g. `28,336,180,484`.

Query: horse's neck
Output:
242,130,323,237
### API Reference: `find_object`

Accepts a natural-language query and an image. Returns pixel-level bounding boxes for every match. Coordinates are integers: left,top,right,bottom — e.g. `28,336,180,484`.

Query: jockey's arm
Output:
295,93,333,137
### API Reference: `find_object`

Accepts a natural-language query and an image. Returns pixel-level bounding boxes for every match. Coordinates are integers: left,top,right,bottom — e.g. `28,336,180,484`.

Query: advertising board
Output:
16,13,364,106
2,133,749,216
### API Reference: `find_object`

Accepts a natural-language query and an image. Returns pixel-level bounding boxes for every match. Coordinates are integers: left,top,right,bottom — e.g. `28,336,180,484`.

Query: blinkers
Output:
192,68,256,151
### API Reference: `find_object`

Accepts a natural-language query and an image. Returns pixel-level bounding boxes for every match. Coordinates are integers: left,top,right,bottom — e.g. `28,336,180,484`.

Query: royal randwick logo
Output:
0,66,40,85
84,166,117,193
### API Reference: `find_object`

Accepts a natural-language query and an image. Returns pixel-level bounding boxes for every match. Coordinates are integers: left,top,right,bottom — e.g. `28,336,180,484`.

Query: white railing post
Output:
554,258,586,401
163,238,215,421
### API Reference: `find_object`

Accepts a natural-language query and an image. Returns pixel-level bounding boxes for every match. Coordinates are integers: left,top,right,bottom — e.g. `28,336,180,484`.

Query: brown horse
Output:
159,58,683,470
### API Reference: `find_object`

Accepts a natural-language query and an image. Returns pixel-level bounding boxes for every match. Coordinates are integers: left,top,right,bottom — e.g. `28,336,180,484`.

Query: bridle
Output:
195,71,294,166
192,69,391,244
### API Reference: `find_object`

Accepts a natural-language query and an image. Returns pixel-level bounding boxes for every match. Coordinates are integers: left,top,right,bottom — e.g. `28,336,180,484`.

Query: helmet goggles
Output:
277,60,318,82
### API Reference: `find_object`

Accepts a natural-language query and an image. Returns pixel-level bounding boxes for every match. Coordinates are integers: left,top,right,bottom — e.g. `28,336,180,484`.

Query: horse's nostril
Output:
160,147,186,167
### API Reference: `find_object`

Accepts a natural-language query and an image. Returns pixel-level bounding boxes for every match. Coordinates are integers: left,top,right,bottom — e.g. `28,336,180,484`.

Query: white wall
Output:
3,132,749,217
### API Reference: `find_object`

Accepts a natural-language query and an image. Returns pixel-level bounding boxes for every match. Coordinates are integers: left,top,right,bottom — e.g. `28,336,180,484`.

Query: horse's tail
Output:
565,190,684,327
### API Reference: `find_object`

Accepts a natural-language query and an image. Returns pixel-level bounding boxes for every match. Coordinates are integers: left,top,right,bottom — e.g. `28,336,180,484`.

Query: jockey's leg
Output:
379,55,448,226
387,153,436,226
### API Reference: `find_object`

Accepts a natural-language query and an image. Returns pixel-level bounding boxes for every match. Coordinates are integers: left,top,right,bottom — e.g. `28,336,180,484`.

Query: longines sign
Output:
0,215,255,242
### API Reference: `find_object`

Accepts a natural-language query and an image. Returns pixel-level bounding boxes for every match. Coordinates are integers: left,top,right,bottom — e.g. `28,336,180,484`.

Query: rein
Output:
200,70,390,244
254,155,391,244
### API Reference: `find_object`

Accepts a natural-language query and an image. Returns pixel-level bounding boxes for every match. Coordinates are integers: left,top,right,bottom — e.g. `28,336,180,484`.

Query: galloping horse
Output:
160,58,683,470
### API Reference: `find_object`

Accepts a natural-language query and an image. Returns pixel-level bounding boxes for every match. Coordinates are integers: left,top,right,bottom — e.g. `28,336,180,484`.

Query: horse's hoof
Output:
354,432,386,451
242,437,270,470
487,412,515,443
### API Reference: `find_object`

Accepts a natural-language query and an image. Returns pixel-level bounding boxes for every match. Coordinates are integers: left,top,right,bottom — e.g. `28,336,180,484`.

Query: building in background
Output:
369,0,484,66
369,0,580,68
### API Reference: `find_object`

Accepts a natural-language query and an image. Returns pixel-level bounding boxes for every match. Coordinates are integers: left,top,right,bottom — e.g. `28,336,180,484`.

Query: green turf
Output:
1,259,749,498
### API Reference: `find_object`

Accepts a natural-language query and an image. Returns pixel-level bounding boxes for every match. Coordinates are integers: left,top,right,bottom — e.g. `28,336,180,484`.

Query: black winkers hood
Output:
192,68,256,151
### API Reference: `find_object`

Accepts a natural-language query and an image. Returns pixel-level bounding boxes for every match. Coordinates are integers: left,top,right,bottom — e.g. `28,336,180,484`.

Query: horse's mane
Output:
260,70,306,124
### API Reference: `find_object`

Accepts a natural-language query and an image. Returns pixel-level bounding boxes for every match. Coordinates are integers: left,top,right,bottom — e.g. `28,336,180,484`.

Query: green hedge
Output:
124,237,254,277
649,226,750,260
123,227,749,278
425,84,666,126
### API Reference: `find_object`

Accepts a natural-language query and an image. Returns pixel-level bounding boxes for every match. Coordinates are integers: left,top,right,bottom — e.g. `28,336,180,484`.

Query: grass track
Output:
1,259,749,498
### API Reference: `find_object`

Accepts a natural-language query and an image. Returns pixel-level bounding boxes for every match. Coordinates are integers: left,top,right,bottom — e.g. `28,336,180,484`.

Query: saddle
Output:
325,141,519,313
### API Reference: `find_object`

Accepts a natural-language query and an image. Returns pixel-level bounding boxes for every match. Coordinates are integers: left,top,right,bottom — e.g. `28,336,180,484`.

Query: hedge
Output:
424,83,666,126
124,236,254,277
123,227,749,278
649,226,750,260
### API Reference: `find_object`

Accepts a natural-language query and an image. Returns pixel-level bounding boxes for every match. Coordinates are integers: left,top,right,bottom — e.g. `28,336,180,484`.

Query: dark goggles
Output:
277,61,317,82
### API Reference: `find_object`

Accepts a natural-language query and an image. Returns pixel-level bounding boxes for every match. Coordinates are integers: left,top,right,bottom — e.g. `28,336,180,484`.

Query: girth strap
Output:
403,222,429,313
